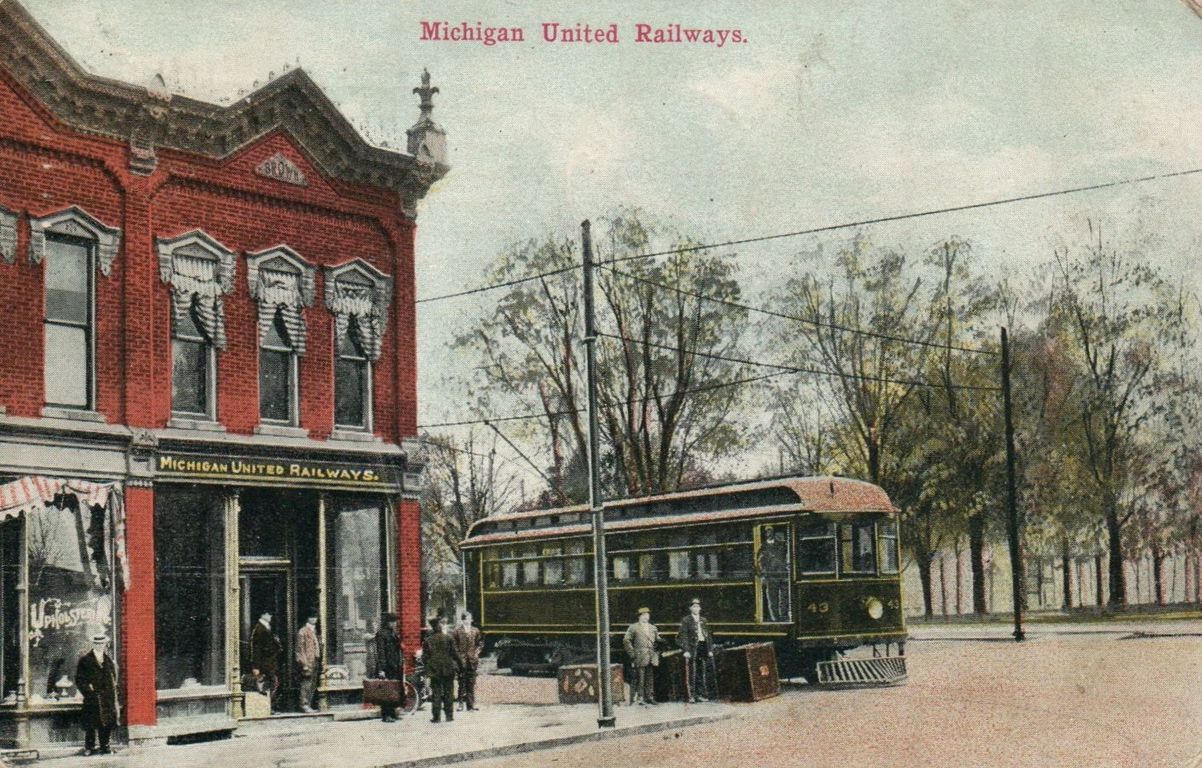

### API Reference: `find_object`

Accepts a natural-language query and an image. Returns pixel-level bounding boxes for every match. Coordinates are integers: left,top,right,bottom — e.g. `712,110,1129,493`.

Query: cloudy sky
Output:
21,0,1202,472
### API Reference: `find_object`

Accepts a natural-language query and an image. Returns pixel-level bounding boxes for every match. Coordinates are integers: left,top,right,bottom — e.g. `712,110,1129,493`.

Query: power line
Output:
595,331,1002,392
417,368,810,430
601,165,1202,267
602,265,997,356
416,264,577,304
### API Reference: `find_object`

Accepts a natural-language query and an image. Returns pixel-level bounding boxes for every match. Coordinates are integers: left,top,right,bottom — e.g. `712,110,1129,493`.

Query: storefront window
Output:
28,499,113,703
1,518,20,702
326,497,384,685
155,488,226,690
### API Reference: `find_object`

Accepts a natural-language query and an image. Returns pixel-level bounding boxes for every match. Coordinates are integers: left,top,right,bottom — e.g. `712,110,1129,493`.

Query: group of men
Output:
373,610,484,724
623,597,717,705
245,611,321,713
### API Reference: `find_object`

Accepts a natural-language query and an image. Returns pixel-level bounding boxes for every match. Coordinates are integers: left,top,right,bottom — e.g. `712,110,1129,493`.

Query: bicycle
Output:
401,658,430,715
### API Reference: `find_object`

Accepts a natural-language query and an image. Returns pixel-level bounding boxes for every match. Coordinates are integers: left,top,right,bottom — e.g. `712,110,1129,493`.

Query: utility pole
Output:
1001,327,1024,641
581,220,616,727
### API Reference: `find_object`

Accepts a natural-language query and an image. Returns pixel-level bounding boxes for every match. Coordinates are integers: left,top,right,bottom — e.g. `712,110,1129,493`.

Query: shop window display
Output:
325,498,384,685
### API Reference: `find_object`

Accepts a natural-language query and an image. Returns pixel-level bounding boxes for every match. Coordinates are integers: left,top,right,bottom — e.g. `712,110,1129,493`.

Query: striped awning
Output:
0,476,130,589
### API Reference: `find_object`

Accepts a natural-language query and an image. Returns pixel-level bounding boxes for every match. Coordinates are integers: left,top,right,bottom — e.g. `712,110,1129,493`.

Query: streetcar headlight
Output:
865,597,884,620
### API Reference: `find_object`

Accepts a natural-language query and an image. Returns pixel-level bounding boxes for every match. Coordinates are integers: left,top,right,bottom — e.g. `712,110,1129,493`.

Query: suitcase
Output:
557,663,624,705
716,642,780,702
362,678,402,706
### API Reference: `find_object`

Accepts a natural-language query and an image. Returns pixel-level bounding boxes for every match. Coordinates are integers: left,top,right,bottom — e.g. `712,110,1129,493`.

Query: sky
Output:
20,0,1202,483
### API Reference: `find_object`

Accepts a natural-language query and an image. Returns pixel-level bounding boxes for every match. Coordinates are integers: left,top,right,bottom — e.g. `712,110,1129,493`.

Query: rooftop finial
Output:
413,68,439,119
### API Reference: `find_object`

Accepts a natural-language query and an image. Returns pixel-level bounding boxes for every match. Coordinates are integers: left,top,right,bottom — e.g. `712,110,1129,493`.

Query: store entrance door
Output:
240,567,293,711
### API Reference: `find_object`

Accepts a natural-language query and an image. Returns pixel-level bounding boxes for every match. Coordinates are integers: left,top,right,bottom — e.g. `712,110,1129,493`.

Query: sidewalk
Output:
29,701,731,768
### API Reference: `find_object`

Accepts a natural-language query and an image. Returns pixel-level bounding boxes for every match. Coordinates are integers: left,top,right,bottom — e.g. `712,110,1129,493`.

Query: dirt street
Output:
466,621,1202,768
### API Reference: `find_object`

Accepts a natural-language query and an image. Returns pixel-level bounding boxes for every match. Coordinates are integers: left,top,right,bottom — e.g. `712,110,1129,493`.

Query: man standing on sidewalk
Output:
677,598,715,703
452,612,483,711
76,633,118,756
623,607,660,705
295,614,320,712
422,614,462,723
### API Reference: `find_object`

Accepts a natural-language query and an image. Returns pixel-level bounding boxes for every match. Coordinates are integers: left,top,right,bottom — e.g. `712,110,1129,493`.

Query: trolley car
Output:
460,476,907,685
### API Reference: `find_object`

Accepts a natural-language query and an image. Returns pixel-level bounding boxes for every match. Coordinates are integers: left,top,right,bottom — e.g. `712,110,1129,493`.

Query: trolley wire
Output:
595,331,1003,392
600,166,1202,267
417,368,809,430
416,264,578,304
601,264,997,356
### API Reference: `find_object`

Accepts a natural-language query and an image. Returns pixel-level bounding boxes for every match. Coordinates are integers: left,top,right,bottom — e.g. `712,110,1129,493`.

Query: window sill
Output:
330,428,379,443
41,406,107,423
254,423,308,439
168,416,227,433
157,685,231,700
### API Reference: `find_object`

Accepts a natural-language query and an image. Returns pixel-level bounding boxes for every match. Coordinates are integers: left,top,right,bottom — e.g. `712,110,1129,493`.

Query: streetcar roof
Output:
461,475,896,547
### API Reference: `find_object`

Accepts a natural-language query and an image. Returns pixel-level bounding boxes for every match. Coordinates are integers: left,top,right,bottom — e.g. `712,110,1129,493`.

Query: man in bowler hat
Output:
451,612,484,711
623,607,660,705
371,612,403,722
421,614,462,723
76,633,118,755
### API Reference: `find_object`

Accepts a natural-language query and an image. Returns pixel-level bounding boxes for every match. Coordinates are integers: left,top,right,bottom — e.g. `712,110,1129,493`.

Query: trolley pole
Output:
582,220,616,727
1000,327,1024,641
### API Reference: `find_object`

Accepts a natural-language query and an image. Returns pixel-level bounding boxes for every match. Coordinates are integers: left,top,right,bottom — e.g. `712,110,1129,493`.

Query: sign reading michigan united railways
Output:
157,453,394,489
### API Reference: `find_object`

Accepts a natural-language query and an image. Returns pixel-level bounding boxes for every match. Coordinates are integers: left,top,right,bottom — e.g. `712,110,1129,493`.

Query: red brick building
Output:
0,2,446,749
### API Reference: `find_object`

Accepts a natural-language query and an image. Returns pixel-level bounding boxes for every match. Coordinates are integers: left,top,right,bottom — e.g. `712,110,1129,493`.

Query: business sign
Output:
156,453,400,490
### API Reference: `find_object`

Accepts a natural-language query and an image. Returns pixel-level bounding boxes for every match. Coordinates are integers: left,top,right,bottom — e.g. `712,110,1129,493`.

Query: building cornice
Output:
0,1,449,203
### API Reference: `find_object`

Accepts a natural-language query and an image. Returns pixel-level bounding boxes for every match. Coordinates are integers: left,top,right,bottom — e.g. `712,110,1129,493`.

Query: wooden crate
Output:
557,663,624,705
717,642,780,702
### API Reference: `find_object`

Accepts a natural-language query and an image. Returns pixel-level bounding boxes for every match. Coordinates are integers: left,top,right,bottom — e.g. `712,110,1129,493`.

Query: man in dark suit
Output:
676,598,716,702
76,633,118,755
249,611,282,710
372,613,403,722
421,614,461,723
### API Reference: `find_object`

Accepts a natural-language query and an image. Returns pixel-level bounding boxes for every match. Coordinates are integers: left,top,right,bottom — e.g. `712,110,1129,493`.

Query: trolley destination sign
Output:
156,452,398,489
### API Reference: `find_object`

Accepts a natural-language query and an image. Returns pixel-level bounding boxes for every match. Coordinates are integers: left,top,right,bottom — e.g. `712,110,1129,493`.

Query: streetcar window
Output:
723,544,754,579
798,521,836,575
879,521,899,574
486,562,501,589
502,562,518,588
638,553,660,580
613,556,633,581
840,523,876,574
542,544,564,585
694,530,720,579
669,550,691,579
565,541,588,585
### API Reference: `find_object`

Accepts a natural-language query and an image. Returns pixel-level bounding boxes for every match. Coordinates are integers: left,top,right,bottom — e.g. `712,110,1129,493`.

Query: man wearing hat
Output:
623,607,660,705
295,613,321,713
676,598,715,703
75,633,118,755
451,612,484,711
371,613,403,722
421,614,462,723
249,611,282,710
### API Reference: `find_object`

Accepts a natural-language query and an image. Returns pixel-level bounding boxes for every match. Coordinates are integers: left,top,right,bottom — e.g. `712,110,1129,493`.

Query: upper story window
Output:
157,231,236,421
43,236,93,408
324,260,392,432
171,298,213,416
247,247,315,428
28,207,122,413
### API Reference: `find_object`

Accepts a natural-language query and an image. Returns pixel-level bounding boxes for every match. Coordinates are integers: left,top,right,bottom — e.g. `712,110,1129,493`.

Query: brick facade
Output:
0,1,445,746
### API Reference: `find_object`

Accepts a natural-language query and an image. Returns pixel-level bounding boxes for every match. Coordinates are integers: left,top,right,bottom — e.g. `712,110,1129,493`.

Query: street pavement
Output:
464,619,1202,768
30,677,727,768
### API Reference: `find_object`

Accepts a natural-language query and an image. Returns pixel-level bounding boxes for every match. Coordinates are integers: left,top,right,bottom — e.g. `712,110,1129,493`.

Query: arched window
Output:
156,230,235,422
247,247,314,428
28,207,122,413
324,260,391,433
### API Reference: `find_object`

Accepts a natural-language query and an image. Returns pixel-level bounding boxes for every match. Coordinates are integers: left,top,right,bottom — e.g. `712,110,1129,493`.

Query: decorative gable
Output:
28,206,122,275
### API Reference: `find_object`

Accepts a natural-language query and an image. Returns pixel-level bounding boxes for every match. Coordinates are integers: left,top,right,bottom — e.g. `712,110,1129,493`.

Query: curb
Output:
379,711,734,768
